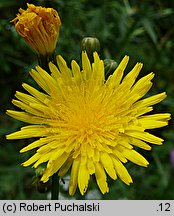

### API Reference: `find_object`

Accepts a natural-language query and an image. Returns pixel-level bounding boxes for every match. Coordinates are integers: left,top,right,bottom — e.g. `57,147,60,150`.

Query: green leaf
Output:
142,18,157,44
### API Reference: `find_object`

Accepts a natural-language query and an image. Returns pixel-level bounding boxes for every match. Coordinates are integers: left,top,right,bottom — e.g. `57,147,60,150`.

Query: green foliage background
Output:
0,0,174,199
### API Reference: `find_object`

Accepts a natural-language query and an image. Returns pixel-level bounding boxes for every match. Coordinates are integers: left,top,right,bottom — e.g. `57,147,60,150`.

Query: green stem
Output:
37,50,59,199
51,173,59,200
37,51,56,73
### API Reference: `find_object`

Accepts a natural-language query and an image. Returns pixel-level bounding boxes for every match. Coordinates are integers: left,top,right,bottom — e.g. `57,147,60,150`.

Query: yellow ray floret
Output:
6,52,170,195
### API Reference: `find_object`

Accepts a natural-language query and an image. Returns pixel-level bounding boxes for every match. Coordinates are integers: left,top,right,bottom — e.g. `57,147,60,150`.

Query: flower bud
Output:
36,179,51,193
104,59,118,77
35,164,46,178
33,165,51,193
11,3,61,56
81,37,100,61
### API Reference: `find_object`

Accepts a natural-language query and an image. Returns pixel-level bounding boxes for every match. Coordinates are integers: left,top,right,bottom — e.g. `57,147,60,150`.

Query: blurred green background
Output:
0,0,174,199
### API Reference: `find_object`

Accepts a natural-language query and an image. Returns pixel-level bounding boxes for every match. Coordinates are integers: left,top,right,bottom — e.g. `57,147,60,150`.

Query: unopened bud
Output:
104,59,118,77
33,165,51,193
36,180,51,193
35,164,46,178
81,37,100,61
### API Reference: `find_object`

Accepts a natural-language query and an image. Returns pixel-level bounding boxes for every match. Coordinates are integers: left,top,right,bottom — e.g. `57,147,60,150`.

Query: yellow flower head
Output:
6,52,170,195
11,4,61,56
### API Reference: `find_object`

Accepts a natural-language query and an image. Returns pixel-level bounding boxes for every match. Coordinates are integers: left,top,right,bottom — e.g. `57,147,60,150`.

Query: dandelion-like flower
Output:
6,52,170,195
11,4,61,56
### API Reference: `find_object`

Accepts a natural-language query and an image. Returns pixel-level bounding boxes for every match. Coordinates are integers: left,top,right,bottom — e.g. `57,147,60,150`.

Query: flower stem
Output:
37,52,56,73
37,50,59,200
51,172,59,200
